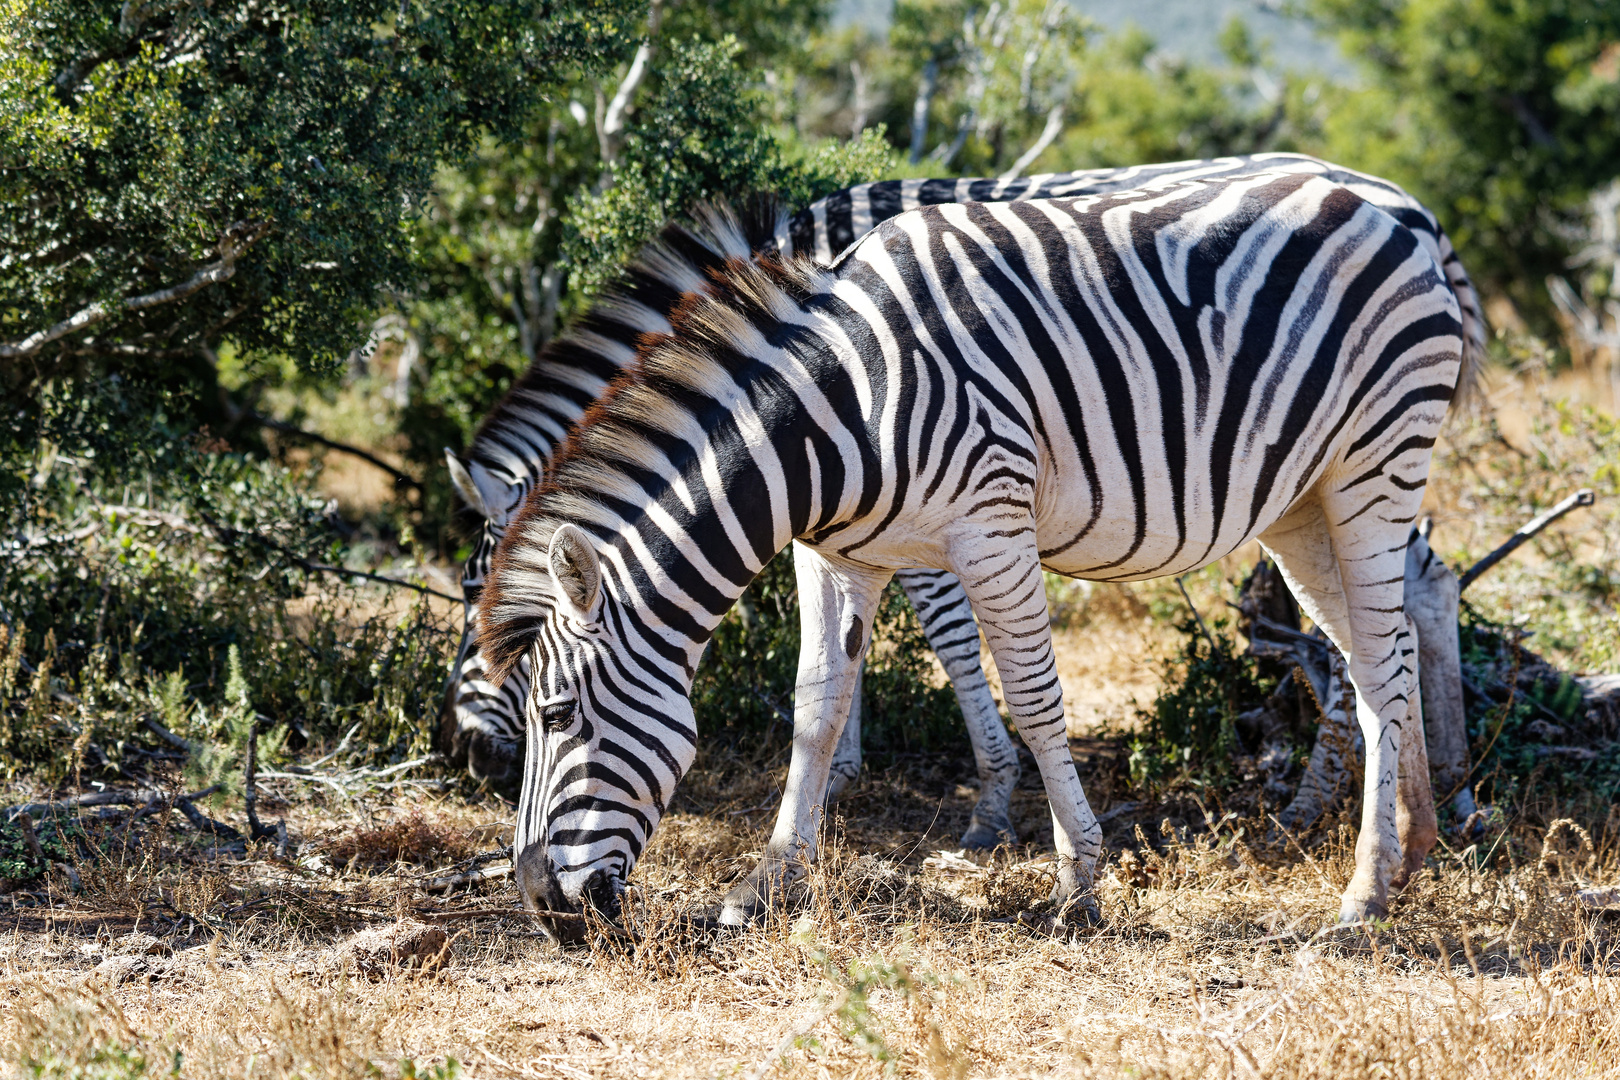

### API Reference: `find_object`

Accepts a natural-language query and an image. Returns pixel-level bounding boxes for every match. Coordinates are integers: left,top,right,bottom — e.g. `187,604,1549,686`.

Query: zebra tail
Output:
1432,224,1487,413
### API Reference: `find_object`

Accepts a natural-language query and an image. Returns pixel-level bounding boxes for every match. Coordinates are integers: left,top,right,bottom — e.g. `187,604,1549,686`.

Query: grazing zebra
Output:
443,153,1478,848
479,157,1484,939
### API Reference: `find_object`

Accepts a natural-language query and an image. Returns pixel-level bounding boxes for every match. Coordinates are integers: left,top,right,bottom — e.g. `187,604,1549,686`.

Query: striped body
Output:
480,159,1478,936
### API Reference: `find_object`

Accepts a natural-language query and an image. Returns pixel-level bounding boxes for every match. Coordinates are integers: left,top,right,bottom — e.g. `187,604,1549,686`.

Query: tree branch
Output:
1457,488,1596,593
0,222,267,359
999,105,1063,180
599,0,662,169
909,59,939,165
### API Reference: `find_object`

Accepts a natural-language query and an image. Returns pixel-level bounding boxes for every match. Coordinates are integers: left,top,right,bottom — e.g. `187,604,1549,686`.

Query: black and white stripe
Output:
481,158,1481,936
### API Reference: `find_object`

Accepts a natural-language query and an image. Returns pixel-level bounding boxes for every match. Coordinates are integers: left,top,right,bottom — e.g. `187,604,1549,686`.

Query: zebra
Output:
442,153,1478,850
438,229,1023,850
478,156,1485,940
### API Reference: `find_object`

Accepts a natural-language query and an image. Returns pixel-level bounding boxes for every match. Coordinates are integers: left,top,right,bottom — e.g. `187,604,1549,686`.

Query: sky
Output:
831,0,1351,74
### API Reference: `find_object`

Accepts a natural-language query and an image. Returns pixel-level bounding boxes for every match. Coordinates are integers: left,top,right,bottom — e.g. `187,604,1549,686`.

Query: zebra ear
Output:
547,524,602,621
445,449,495,522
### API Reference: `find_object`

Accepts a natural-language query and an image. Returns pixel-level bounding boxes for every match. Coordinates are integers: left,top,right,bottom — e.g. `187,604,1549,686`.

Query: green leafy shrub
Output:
1458,609,1620,817
1127,616,1279,791
0,379,456,786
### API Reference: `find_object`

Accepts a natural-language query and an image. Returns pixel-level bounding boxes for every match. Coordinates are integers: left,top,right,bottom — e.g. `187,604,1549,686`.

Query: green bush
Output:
1128,616,1279,791
0,378,455,790
692,547,966,757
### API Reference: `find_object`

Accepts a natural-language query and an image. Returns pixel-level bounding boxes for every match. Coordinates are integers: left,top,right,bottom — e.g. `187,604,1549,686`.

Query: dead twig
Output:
175,795,242,841
1176,574,1218,652
250,412,423,492
422,863,513,893
1457,488,1596,593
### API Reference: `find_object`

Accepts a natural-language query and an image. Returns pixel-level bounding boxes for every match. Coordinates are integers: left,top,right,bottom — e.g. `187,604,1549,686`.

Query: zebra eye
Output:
540,701,577,730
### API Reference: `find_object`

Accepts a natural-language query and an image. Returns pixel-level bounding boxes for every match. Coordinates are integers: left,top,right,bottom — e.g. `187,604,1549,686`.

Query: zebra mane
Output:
462,196,792,511
477,203,833,686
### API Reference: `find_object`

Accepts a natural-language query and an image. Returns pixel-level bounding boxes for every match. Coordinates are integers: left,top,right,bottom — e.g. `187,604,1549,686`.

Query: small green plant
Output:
785,916,962,1074
1128,615,1276,791
399,1058,461,1080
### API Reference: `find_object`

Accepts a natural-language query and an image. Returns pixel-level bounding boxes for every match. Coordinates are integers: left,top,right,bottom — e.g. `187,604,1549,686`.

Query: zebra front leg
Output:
950,536,1100,925
825,666,863,802
896,569,1019,849
719,545,890,926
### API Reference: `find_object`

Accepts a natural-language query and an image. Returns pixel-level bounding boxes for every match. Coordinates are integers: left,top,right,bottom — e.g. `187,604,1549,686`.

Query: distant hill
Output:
831,0,1351,76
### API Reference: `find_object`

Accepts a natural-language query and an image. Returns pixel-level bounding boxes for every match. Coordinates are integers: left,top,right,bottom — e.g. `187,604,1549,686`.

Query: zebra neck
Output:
600,352,846,672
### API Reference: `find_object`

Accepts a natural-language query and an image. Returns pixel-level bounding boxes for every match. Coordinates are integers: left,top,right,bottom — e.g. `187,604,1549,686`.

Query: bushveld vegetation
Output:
3,0,1619,1077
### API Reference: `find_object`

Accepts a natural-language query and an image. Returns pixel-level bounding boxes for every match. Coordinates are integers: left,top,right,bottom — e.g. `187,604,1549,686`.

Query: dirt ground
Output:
4,741,1618,1079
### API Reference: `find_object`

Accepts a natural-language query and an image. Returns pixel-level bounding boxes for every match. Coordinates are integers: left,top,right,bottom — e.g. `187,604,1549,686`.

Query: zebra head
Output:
441,450,530,782
484,522,697,943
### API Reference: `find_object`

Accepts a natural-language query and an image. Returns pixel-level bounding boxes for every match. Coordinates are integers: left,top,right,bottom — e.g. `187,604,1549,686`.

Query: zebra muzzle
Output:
515,847,619,944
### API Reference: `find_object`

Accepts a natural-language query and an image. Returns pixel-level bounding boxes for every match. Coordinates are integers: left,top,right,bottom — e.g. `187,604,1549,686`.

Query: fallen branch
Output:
1578,886,1620,911
175,795,242,841
7,784,223,826
250,413,423,492
415,905,585,923
1461,674,1569,726
423,864,512,893
280,721,363,773
144,718,195,753
256,755,438,798
1457,489,1596,593
1530,745,1601,762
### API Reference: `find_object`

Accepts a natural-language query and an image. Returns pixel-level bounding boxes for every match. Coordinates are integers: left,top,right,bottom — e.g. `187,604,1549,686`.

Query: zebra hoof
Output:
958,818,1015,851
1336,898,1390,926
1017,896,1102,938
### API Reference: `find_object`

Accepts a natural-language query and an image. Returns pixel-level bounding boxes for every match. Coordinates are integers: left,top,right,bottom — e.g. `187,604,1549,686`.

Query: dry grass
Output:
3,765,1617,1080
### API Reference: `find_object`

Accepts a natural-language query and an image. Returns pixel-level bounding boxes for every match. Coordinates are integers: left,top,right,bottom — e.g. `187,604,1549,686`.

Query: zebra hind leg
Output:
896,569,1019,849
1261,494,1421,923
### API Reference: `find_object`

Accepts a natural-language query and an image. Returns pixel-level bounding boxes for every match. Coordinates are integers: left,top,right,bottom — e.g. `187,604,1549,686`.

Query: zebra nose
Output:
514,844,586,944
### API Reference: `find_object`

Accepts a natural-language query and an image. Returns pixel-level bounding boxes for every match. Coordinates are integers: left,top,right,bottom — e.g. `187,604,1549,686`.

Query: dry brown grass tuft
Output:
323,806,485,871
2,774,1618,1079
